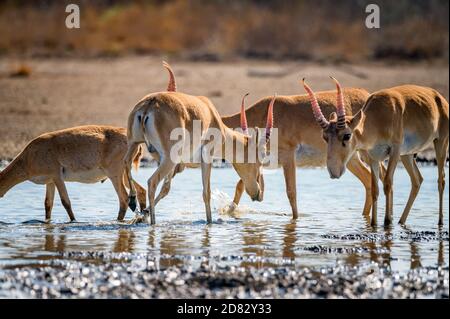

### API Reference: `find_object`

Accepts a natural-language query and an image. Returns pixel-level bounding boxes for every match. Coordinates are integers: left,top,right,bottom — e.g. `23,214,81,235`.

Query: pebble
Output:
0,255,447,299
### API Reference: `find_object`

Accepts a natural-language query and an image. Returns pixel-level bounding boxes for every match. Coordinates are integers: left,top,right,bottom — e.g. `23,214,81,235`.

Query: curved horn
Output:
163,61,177,92
265,94,276,141
302,78,329,129
330,76,346,129
240,93,250,135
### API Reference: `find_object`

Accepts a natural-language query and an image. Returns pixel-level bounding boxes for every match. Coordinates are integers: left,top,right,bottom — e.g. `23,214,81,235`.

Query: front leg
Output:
44,183,56,223
383,145,400,226
369,160,380,227
53,176,76,222
201,160,213,224
281,152,298,219
111,175,132,221
346,152,372,216
228,179,244,212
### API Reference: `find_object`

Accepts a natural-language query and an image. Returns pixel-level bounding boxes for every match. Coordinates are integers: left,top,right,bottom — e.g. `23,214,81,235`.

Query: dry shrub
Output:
0,0,448,61
371,17,448,60
9,62,32,77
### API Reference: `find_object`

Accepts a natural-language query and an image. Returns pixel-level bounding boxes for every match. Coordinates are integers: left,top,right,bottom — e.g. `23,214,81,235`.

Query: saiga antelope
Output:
0,126,147,222
304,79,449,226
124,87,276,225
154,63,376,219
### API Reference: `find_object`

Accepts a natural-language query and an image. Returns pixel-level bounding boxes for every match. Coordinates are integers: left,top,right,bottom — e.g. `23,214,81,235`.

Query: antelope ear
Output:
329,112,337,121
349,110,364,130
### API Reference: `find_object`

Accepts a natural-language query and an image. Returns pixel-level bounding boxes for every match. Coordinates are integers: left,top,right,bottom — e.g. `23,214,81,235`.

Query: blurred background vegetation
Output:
0,0,448,62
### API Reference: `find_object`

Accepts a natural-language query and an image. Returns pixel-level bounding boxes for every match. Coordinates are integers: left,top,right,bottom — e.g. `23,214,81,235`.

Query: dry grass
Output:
0,0,448,61
0,56,448,160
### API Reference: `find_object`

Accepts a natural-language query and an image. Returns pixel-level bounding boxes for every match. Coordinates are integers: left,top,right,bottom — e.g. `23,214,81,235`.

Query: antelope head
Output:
232,93,276,201
303,77,364,179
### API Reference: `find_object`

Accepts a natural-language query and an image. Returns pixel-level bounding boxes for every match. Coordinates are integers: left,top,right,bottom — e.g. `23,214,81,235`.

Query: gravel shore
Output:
0,252,448,299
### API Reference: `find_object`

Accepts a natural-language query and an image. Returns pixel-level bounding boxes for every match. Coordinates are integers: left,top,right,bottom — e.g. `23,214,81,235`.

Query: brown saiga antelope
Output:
304,79,449,226
0,126,147,222
154,63,375,219
123,87,276,225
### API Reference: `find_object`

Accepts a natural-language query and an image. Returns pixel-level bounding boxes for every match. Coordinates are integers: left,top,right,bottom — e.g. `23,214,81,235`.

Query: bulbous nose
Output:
329,173,338,179
328,167,345,179
251,188,262,201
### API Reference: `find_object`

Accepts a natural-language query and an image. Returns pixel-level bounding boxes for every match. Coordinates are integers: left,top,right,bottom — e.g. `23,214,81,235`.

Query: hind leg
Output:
111,176,129,221
434,137,449,225
155,173,174,206
122,173,147,213
398,155,423,225
44,183,56,223
145,159,176,224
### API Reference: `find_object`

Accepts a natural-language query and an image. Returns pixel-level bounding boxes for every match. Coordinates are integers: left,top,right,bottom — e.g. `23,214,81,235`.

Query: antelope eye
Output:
343,133,351,141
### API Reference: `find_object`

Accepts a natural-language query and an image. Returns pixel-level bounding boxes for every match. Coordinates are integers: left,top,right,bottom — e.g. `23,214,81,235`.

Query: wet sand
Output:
0,57,448,159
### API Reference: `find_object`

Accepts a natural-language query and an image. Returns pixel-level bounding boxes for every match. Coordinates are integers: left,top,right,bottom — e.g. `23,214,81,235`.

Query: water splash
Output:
211,189,251,218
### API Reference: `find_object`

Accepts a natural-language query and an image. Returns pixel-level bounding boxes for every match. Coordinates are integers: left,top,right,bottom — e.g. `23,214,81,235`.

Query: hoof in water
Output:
128,212,147,225
225,202,237,215
143,209,152,224
128,195,137,212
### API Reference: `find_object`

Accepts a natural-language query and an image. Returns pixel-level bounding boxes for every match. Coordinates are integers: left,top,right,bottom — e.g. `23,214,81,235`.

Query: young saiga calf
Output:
0,126,147,222
124,89,276,225
304,78,449,226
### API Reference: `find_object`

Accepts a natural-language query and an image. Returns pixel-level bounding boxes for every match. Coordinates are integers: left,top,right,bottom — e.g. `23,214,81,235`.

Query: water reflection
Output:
148,227,156,249
410,241,422,269
44,233,66,252
113,229,135,253
438,241,445,266
159,226,187,268
282,221,297,259
201,226,211,259
241,221,268,268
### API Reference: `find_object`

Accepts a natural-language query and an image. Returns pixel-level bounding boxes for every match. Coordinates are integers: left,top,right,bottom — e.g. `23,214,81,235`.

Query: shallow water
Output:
0,166,448,273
